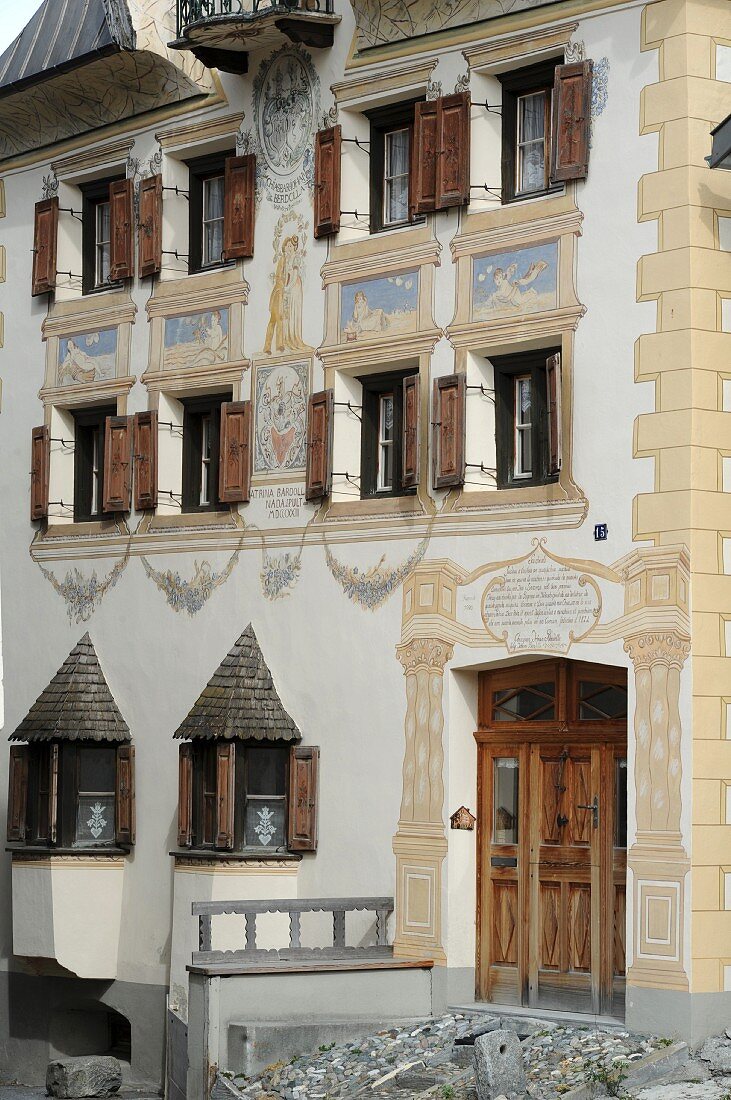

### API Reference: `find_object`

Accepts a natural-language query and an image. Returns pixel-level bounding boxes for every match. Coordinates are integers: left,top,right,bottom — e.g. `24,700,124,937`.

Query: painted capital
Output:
624,631,690,671
396,637,454,674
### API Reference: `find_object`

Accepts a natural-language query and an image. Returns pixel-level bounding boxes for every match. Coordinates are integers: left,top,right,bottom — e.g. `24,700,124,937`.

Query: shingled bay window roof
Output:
174,624,301,742
9,632,129,743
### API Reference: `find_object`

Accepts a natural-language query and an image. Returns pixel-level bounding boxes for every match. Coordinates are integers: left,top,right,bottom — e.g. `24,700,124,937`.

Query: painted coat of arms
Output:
254,361,309,474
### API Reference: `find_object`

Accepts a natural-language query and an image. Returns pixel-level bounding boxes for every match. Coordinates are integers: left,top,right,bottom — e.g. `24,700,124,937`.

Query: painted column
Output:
625,630,690,992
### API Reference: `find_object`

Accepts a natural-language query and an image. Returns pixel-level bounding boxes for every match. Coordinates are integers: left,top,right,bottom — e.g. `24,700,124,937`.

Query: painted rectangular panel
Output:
254,361,308,474
472,241,558,321
163,309,229,370
341,271,418,343
58,328,117,386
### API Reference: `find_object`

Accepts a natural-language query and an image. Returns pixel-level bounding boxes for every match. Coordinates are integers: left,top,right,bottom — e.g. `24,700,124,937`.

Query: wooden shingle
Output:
173,624,301,742
9,633,130,743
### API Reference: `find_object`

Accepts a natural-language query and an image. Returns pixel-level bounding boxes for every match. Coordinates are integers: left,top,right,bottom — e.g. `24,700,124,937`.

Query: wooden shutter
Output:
437,92,471,208
115,744,136,846
224,155,255,260
7,746,29,842
178,743,194,848
402,373,420,489
48,744,59,846
32,197,58,296
103,415,132,513
546,352,562,475
413,100,439,214
109,178,135,281
30,425,50,521
133,411,158,511
314,126,341,239
138,174,162,277
218,401,252,504
550,60,593,183
288,745,319,852
215,741,236,851
432,374,466,489
305,389,334,502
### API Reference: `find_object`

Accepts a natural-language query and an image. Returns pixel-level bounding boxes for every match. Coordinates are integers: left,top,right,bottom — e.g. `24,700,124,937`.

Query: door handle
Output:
557,814,569,828
577,796,599,829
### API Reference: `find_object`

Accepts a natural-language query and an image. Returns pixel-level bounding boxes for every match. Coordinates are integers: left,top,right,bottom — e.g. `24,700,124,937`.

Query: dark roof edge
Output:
0,41,121,103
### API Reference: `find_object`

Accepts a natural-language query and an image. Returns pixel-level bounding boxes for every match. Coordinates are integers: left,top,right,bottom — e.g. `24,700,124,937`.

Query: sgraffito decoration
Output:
141,550,240,615
590,58,610,146
351,0,563,50
254,360,309,473
325,537,430,610
37,552,130,624
262,211,310,356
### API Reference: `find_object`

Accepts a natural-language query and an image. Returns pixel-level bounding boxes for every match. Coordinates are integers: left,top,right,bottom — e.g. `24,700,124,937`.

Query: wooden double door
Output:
477,660,627,1017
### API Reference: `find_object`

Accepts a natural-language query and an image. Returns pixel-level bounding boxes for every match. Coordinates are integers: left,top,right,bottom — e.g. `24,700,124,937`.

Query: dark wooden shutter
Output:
218,401,252,504
305,389,334,502
437,92,471,208
138,174,163,277
133,411,158,511
103,415,132,513
115,744,135,846
413,100,439,214
7,745,29,842
550,60,593,183
314,126,341,239
215,741,235,851
224,155,255,260
402,373,420,489
30,425,50,521
109,178,135,281
178,743,194,848
48,744,59,846
546,352,562,475
288,745,319,852
432,374,466,489
32,197,58,296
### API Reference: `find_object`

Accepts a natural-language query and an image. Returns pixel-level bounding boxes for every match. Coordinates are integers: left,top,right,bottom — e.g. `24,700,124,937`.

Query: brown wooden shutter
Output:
218,401,252,504
432,373,466,489
546,352,562,475
30,425,50,521
550,60,593,183
7,745,29,842
178,743,194,848
32,197,58,296
305,389,334,502
402,373,420,489
133,411,158,511
103,415,132,513
314,126,341,239
138,174,162,277
48,744,59,846
109,178,135,281
215,741,236,851
224,155,255,260
437,92,471,209
288,745,319,852
412,100,439,215
115,744,135,846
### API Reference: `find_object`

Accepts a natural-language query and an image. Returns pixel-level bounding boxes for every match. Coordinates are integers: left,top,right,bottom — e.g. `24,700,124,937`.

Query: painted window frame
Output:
499,59,563,204
72,405,116,522
358,368,417,499
80,176,125,295
492,348,560,489
186,150,236,275
366,99,423,234
181,393,228,514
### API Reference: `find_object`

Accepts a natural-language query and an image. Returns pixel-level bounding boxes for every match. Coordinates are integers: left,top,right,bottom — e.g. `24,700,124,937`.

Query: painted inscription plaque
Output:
481,543,600,654
472,241,558,321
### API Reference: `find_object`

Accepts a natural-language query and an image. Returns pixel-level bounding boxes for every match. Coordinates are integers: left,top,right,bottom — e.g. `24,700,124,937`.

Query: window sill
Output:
40,518,127,537
146,509,237,531
171,849,302,863
8,846,130,858
326,494,425,520
501,185,564,206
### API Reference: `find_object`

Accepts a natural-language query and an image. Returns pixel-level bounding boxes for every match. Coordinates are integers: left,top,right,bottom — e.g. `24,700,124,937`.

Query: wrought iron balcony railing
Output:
178,0,334,36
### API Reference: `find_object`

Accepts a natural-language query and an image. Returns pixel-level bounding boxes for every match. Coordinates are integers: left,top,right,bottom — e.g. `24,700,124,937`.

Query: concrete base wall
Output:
0,969,167,1088
626,986,731,1047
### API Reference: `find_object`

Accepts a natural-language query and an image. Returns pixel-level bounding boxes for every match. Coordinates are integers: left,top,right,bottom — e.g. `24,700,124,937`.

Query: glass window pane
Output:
78,746,116,792
204,176,225,220
493,683,555,721
493,758,519,844
579,682,628,720
519,93,545,143
204,220,223,266
615,758,628,848
386,177,408,225
245,798,286,848
247,748,287,796
75,793,115,847
386,128,409,177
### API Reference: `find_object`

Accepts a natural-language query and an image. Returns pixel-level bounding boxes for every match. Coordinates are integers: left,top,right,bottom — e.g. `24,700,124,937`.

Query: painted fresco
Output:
57,329,117,385
341,272,418,342
472,241,558,321
254,361,309,474
263,212,309,355
163,308,229,370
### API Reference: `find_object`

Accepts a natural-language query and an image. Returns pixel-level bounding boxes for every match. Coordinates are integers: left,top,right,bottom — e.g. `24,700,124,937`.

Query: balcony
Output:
172,0,339,72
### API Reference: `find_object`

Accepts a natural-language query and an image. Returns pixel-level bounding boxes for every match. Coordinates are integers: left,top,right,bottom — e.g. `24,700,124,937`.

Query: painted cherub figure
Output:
485,259,549,311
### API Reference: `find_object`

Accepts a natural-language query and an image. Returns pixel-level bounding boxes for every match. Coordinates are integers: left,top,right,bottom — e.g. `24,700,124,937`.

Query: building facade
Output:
0,0,730,1089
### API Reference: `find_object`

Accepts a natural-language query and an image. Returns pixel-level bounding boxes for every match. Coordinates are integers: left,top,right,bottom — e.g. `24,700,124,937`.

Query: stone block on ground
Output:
46,1056,122,1098
698,1036,731,1075
474,1029,527,1100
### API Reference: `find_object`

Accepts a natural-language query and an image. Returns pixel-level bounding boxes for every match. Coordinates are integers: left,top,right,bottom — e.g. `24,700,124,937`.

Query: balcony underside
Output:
171,9,340,73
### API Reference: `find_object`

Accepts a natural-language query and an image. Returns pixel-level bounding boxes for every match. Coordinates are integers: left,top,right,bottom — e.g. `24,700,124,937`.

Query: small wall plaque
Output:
450,806,476,831
594,523,608,541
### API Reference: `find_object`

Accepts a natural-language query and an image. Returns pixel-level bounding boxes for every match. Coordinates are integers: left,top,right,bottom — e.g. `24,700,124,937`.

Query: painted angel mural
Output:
484,260,549,311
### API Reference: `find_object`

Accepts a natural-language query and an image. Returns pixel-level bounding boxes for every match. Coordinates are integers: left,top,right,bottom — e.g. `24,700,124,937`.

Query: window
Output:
181,394,228,513
81,177,124,294
190,743,289,852
359,369,417,498
187,151,234,273
367,101,421,234
499,59,562,203
73,405,115,522
493,349,560,489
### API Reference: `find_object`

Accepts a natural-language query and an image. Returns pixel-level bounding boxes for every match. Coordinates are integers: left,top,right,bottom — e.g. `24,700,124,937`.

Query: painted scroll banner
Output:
481,544,600,654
